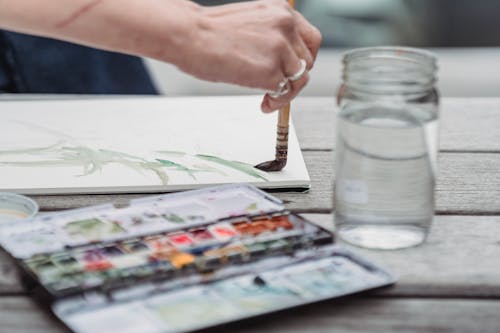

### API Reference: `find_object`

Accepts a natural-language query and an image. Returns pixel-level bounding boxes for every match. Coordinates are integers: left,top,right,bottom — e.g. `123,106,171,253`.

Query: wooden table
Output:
1,97,500,332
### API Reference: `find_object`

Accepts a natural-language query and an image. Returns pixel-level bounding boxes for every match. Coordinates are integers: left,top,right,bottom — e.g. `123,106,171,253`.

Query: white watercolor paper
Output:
0,96,310,194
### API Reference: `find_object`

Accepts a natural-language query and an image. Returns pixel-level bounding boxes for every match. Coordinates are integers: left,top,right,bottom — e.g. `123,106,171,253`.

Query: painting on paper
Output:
0,96,310,194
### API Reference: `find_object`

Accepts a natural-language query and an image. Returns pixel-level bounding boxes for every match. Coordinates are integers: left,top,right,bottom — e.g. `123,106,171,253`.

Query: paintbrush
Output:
255,0,295,172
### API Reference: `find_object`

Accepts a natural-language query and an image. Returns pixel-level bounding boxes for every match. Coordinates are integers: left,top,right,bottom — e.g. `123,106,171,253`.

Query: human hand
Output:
176,0,322,112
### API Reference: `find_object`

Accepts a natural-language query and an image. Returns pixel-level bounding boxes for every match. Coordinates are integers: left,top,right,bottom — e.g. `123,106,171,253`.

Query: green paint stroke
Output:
156,158,198,180
2,121,270,186
0,140,65,155
195,154,268,181
156,158,222,180
59,147,169,185
156,150,187,157
163,213,185,223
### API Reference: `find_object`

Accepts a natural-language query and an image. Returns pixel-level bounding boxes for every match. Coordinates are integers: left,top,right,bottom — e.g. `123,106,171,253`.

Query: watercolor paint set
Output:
0,184,395,333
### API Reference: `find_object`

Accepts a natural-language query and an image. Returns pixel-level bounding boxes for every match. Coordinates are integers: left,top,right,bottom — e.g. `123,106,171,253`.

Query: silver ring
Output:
287,59,307,82
268,78,291,99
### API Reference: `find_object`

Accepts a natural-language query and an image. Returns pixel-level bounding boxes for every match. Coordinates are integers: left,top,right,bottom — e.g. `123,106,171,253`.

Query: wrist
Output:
169,4,224,78
151,1,205,65
99,0,205,65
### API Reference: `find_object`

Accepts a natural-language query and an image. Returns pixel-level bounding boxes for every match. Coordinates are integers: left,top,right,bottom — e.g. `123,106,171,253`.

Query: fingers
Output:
291,30,314,70
261,51,310,113
260,5,321,112
260,18,316,112
261,71,309,113
193,0,321,112
293,11,322,63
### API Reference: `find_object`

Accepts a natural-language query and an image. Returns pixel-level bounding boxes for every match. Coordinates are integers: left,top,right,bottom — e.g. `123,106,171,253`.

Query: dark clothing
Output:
0,30,158,94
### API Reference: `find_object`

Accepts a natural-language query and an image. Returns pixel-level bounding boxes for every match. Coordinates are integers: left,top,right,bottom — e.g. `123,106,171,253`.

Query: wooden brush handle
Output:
278,103,290,127
278,0,294,128
254,0,296,170
276,103,290,161
275,0,295,158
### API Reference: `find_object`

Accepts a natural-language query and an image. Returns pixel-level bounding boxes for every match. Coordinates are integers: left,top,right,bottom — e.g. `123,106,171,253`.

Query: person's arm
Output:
0,0,321,112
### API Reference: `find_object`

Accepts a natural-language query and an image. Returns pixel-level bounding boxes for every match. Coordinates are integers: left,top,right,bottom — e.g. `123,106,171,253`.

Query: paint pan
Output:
0,192,38,224
270,215,295,230
189,228,215,243
168,232,195,249
119,240,150,254
208,223,239,241
144,235,171,252
75,249,113,272
167,251,196,269
234,218,277,236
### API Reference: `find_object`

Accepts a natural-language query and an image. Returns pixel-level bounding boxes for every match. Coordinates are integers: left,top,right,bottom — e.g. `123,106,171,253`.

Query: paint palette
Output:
0,184,395,333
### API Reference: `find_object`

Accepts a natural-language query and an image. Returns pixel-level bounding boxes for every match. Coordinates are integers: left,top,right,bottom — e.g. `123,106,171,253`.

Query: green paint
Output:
59,147,170,184
0,140,65,155
156,158,197,180
1,121,270,186
1,122,172,185
246,203,258,211
162,213,185,223
64,218,125,240
156,158,228,180
195,154,268,181
155,150,187,157
187,215,204,221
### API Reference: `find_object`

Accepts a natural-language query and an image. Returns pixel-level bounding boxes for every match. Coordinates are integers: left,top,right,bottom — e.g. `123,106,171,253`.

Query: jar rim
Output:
342,46,437,69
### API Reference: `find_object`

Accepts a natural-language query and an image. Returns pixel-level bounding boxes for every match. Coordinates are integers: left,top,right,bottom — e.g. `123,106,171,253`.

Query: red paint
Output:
85,260,113,271
214,227,237,237
169,233,194,247
191,229,214,242
145,236,171,251
210,223,239,240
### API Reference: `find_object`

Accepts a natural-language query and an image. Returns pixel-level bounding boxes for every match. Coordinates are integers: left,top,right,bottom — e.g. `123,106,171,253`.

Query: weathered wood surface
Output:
1,96,500,333
1,296,500,333
1,214,499,298
293,97,500,152
306,214,500,298
31,151,500,214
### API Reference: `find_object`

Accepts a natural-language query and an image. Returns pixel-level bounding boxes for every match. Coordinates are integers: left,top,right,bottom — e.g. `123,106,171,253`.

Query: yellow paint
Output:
170,251,195,269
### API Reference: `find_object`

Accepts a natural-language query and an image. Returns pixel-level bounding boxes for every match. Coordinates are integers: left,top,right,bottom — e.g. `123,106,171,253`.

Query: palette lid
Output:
0,184,285,259
130,183,285,219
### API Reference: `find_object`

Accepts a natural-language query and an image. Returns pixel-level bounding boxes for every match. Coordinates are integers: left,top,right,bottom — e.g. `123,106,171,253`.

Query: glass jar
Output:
334,47,439,250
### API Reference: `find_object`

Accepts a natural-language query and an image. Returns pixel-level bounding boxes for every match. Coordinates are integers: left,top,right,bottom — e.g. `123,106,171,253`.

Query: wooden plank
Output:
304,214,500,298
30,151,500,214
293,97,500,152
0,297,68,333
1,215,500,297
282,151,500,213
0,254,24,294
1,296,500,333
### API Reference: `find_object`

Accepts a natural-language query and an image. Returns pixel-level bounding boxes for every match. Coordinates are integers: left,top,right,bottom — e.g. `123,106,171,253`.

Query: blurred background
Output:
146,0,500,97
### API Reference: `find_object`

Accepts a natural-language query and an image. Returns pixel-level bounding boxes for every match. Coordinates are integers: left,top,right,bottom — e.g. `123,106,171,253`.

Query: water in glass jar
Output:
334,105,438,250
